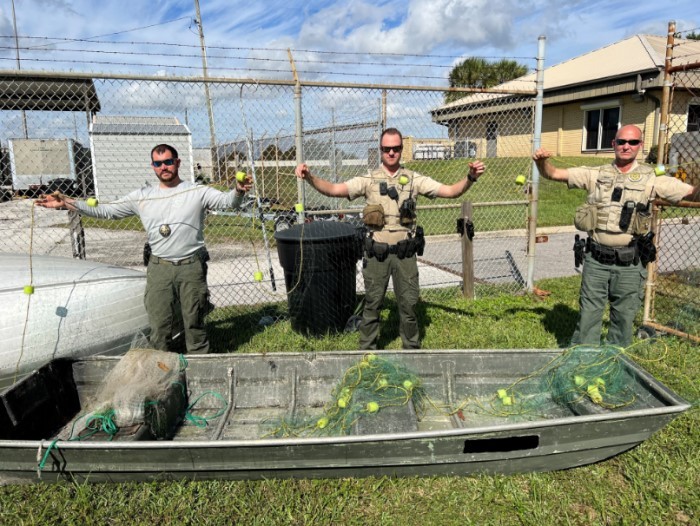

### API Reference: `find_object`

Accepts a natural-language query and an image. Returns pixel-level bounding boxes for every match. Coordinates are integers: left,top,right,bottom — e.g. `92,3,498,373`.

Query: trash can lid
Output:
274,221,358,242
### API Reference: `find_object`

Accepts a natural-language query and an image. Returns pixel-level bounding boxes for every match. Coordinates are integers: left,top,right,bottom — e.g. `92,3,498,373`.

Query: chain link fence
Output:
643,52,700,342
0,72,537,348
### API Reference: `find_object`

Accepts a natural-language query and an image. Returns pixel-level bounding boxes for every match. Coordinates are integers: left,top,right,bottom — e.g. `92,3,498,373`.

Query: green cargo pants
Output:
571,252,647,348
359,253,420,350
145,257,210,354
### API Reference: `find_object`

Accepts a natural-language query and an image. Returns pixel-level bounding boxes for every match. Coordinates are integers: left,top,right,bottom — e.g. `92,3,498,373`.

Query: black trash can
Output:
275,221,363,336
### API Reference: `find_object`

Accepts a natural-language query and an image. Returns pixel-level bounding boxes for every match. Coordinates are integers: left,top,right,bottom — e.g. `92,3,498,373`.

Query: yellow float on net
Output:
253,271,263,282
316,417,329,429
587,384,603,404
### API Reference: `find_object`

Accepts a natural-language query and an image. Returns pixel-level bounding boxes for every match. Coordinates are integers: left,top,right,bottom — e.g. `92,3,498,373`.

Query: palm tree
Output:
445,57,529,103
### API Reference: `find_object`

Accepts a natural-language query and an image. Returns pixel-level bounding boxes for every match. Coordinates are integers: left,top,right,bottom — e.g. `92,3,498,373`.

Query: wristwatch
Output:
467,174,478,183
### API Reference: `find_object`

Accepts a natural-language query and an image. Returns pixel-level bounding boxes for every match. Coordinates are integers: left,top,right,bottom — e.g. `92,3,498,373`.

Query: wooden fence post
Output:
461,201,474,299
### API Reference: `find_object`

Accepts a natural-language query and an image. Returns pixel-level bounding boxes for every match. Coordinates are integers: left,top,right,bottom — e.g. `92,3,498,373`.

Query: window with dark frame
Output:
688,104,700,132
584,106,620,150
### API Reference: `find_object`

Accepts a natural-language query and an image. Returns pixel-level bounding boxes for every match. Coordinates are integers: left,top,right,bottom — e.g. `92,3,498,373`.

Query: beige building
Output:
431,35,700,165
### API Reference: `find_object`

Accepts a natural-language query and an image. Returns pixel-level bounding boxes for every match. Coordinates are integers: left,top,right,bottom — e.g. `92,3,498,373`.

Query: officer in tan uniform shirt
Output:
534,125,700,347
295,128,485,349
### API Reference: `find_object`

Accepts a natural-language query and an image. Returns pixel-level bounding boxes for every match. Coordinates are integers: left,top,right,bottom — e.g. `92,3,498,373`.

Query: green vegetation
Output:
2,276,697,525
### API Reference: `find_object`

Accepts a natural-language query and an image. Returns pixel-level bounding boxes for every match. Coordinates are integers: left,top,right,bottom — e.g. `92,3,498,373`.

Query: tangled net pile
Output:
269,345,647,438
269,353,425,437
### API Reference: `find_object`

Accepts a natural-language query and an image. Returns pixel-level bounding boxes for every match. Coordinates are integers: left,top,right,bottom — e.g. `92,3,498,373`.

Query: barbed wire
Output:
0,45,465,69
0,55,536,84
21,17,193,50
0,34,536,62
0,44,538,79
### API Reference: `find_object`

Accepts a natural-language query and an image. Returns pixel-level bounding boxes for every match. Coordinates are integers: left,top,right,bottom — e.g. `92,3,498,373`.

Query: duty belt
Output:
587,239,637,267
149,253,199,266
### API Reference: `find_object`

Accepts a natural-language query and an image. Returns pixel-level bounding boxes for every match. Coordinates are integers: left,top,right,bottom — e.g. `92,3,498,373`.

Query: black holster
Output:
414,226,425,256
636,232,657,267
573,234,586,268
143,242,152,266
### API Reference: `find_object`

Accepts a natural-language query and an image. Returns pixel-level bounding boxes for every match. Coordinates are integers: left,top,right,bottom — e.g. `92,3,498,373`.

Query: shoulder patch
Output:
627,172,642,183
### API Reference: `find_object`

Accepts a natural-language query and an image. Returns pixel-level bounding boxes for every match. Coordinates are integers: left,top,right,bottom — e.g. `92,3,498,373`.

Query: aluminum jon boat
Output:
0,349,690,484
0,254,149,388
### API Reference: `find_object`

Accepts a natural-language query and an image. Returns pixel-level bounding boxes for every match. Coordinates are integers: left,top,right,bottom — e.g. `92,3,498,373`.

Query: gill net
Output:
268,345,653,438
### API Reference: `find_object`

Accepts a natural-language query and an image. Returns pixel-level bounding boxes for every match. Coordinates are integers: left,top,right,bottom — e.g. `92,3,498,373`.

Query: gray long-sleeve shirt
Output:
73,182,244,261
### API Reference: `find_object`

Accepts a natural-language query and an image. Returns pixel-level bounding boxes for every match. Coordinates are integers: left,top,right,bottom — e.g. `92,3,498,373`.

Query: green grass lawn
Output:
2,276,697,525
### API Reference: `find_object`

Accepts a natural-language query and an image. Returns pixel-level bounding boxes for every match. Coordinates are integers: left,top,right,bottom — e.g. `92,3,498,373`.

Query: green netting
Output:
269,353,424,437
268,346,641,438
543,346,636,409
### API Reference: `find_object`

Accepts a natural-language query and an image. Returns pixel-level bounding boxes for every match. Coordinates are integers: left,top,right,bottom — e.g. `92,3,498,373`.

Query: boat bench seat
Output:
353,400,419,435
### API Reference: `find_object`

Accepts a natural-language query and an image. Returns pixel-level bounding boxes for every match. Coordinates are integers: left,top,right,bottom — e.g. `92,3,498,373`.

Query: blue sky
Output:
0,0,698,83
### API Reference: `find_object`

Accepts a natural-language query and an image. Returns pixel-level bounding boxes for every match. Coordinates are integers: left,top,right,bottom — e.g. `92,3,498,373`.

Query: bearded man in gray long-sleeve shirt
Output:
37,143,252,354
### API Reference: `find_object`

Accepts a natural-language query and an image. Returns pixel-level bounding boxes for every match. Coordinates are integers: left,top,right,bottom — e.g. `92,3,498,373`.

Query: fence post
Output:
656,20,676,166
642,21,677,334
526,35,546,292
68,210,85,260
461,201,474,299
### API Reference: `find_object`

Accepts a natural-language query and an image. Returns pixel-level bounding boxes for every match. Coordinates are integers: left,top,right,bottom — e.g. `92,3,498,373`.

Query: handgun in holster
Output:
636,232,657,267
573,234,586,268
143,242,152,266
415,226,426,256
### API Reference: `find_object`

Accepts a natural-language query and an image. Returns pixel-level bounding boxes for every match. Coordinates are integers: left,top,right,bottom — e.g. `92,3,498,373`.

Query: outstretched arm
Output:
437,161,486,198
295,163,349,198
35,192,78,211
533,148,569,182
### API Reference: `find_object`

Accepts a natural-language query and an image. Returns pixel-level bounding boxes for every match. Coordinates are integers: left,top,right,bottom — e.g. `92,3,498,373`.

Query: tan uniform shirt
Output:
568,161,692,246
345,165,442,244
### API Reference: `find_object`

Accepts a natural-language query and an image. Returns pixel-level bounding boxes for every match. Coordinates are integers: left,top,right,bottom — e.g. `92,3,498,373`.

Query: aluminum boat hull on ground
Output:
0,349,689,484
0,254,149,387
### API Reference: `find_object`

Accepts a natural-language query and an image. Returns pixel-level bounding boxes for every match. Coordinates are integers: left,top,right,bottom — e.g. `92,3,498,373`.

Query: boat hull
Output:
0,350,690,484
0,254,149,387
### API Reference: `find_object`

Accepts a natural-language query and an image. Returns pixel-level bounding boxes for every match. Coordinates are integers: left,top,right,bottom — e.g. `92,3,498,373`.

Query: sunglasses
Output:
380,145,403,153
614,139,641,146
152,158,177,167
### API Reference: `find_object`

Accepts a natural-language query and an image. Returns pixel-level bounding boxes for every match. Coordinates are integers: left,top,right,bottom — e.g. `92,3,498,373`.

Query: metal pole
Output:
460,202,474,299
193,0,218,180
381,89,387,130
526,35,546,291
331,107,338,210
10,0,28,139
643,21,676,329
289,49,305,223
656,21,676,166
